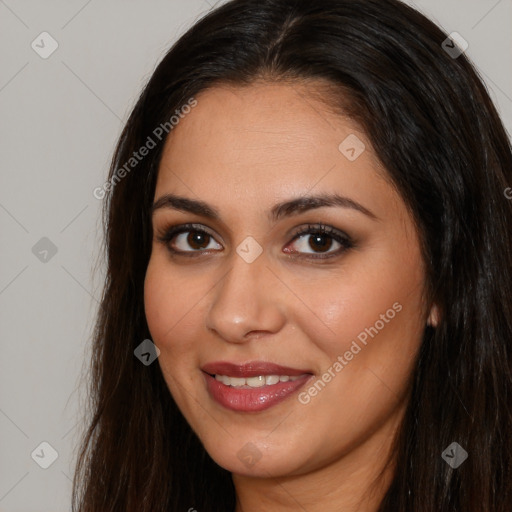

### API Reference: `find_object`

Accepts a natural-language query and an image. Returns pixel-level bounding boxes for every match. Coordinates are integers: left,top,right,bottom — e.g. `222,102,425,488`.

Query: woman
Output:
73,0,512,510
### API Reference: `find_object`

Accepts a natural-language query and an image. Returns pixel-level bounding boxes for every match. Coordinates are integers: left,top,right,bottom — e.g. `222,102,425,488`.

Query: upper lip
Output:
201,361,313,378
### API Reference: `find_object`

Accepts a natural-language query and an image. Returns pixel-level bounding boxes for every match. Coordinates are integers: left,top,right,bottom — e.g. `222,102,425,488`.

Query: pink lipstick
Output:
201,361,313,412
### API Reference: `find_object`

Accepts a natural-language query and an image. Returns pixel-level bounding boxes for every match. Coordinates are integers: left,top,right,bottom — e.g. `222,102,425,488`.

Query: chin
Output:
203,437,309,478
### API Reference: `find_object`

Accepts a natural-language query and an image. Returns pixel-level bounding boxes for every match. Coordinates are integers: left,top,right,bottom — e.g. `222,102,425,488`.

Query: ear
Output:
427,303,440,328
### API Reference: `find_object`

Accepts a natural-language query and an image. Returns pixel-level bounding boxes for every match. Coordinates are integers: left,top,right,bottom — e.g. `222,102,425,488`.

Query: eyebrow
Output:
151,192,378,222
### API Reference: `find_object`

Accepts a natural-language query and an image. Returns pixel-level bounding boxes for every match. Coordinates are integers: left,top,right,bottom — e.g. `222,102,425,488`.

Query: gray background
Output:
0,1,511,511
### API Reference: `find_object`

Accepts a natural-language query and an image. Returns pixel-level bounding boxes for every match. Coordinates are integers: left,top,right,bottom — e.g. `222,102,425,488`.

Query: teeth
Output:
214,374,304,388
246,376,265,387
229,377,246,387
265,375,280,385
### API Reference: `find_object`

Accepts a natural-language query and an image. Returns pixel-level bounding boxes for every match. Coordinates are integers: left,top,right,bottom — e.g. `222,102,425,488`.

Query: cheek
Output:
144,260,171,342
291,261,424,444
144,255,212,371
293,247,425,372
144,258,190,353
143,260,198,402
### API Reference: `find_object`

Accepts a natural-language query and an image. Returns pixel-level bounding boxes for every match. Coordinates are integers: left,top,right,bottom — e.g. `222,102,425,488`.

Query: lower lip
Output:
204,373,312,412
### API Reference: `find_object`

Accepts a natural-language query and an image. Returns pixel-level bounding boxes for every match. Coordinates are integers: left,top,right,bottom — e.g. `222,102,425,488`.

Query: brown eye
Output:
284,224,353,259
170,230,222,252
307,233,334,252
156,224,222,255
288,232,340,255
185,231,212,250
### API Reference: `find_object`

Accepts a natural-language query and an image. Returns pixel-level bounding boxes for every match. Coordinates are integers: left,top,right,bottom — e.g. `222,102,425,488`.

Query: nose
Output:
205,248,287,344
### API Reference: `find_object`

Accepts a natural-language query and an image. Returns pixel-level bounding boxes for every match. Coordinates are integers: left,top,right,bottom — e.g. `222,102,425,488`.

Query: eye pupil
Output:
188,231,209,249
309,234,332,252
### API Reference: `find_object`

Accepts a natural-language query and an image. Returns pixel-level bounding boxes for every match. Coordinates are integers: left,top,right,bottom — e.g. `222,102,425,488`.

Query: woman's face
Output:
144,81,435,479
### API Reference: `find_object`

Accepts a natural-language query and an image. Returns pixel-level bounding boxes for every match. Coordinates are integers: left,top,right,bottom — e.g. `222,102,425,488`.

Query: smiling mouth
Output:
201,360,314,412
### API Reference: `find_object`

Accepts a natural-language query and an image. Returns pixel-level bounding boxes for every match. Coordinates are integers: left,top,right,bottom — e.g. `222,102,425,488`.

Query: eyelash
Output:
155,222,354,260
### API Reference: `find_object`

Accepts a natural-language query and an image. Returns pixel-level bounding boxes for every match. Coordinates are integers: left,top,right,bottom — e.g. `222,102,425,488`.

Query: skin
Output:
144,81,438,512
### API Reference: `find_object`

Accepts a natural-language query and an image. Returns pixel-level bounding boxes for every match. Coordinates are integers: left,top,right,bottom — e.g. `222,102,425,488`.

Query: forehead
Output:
154,82,397,222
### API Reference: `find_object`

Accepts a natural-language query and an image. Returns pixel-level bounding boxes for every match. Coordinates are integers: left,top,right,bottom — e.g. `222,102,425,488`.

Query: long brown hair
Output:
72,0,512,510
